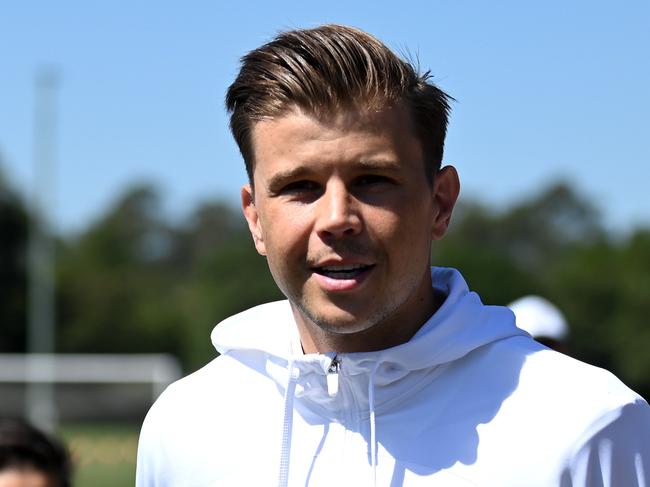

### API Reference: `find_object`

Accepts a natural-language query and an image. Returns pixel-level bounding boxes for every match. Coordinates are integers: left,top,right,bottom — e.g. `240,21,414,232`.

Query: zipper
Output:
326,355,341,397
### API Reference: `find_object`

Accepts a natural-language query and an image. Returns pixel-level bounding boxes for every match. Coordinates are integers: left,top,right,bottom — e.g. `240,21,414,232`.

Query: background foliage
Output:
2,169,649,399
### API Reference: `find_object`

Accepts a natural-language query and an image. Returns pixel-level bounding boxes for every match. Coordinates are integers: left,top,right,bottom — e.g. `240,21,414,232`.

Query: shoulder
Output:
444,335,646,436
513,338,643,411
458,337,650,484
138,357,229,445
141,299,295,439
137,354,284,485
483,336,646,419
142,351,276,429
495,337,650,455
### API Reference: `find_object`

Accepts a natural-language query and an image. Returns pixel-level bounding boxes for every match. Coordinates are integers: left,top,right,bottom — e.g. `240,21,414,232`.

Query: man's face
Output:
0,468,52,487
242,104,458,352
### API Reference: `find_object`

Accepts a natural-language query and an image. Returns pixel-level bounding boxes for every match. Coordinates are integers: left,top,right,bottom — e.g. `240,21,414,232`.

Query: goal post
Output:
0,353,182,428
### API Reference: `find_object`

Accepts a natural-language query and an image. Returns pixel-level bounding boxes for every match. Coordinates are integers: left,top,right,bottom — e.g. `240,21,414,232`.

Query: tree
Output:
54,184,281,371
56,184,184,356
433,181,604,305
0,163,30,351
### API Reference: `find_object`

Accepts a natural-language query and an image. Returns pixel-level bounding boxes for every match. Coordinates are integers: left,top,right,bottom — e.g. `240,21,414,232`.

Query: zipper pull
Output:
326,355,340,397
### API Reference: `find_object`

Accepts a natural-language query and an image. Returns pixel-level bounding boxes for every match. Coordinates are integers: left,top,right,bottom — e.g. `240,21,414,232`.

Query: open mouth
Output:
312,264,374,280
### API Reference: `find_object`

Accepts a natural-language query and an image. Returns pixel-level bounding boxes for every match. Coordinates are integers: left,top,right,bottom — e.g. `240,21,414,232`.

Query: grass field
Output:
59,423,139,487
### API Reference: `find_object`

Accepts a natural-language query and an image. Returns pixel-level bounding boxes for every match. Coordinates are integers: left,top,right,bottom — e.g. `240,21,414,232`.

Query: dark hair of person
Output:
225,24,453,186
0,418,72,487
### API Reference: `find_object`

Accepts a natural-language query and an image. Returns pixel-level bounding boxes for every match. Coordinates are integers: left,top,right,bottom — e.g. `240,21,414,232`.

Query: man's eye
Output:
355,175,393,186
280,180,320,194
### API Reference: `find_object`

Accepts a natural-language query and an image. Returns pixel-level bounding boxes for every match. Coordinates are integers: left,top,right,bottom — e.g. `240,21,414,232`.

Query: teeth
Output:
316,263,370,280
321,264,365,272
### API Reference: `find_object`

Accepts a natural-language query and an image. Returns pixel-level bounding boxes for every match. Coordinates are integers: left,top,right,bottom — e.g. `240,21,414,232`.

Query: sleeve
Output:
135,396,173,487
560,399,650,487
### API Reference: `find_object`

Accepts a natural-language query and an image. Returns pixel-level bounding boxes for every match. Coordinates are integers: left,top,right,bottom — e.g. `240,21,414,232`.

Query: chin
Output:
316,317,376,335
299,301,383,335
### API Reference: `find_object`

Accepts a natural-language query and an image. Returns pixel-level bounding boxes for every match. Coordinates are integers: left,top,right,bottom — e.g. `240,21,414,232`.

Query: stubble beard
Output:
291,283,412,338
288,267,435,346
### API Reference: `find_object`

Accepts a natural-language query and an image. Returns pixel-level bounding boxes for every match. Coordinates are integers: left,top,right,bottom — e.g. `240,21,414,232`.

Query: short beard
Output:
291,293,402,337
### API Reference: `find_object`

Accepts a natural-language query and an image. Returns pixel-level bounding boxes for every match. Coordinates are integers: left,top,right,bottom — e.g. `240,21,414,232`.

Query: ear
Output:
241,184,267,255
431,165,460,240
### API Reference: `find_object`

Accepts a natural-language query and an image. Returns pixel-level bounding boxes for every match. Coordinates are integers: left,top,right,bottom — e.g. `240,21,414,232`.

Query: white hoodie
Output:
137,267,650,486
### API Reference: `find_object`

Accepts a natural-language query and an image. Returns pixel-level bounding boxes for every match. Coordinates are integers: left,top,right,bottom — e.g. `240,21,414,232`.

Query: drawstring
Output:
278,358,380,486
278,359,298,487
368,362,380,487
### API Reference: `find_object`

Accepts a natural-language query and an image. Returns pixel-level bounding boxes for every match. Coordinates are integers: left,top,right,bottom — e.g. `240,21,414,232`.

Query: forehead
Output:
249,104,422,176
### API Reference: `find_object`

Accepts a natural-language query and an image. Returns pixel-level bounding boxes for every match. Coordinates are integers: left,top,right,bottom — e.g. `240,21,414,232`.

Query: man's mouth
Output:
312,264,374,280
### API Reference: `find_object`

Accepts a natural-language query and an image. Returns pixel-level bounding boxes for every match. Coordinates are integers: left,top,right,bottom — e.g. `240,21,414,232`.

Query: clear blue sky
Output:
1,0,648,234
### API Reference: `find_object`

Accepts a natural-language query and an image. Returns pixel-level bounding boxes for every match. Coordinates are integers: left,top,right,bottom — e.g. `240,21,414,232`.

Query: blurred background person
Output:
0,418,71,487
509,295,569,354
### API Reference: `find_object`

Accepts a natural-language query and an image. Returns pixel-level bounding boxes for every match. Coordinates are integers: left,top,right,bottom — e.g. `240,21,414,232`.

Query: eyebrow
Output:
356,158,402,171
265,167,313,192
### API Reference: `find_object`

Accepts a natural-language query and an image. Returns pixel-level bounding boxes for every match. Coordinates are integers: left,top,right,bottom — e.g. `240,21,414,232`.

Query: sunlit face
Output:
0,468,52,487
242,104,458,352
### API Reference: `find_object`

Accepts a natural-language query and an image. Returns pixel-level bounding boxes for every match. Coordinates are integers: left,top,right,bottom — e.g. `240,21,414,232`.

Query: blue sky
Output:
1,0,648,234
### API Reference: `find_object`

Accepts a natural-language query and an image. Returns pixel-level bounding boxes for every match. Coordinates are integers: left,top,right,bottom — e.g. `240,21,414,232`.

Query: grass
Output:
59,423,139,487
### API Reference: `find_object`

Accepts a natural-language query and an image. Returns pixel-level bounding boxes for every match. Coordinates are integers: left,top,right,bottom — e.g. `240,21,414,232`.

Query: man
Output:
0,418,71,487
137,25,650,486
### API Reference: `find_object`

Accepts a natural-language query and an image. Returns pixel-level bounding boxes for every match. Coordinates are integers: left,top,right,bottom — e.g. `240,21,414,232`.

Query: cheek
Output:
373,206,434,256
262,205,313,256
371,202,432,236
370,211,401,238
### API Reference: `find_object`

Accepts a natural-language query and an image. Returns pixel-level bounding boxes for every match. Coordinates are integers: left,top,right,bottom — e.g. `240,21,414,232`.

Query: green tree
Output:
433,181,604,305
171,201,282,370
548,229,650,399
57,184,184,356
0,163,30,351
55,184,281,372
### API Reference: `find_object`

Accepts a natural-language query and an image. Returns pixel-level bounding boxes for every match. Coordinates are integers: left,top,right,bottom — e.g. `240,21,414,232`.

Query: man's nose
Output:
314,182,362,239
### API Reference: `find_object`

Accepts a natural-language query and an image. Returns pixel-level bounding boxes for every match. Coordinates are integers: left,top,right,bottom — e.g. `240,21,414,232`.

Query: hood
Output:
211,267,526,378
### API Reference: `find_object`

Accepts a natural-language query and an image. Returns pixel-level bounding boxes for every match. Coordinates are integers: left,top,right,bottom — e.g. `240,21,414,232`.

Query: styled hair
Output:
225,24,453,185
0,418,72,487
